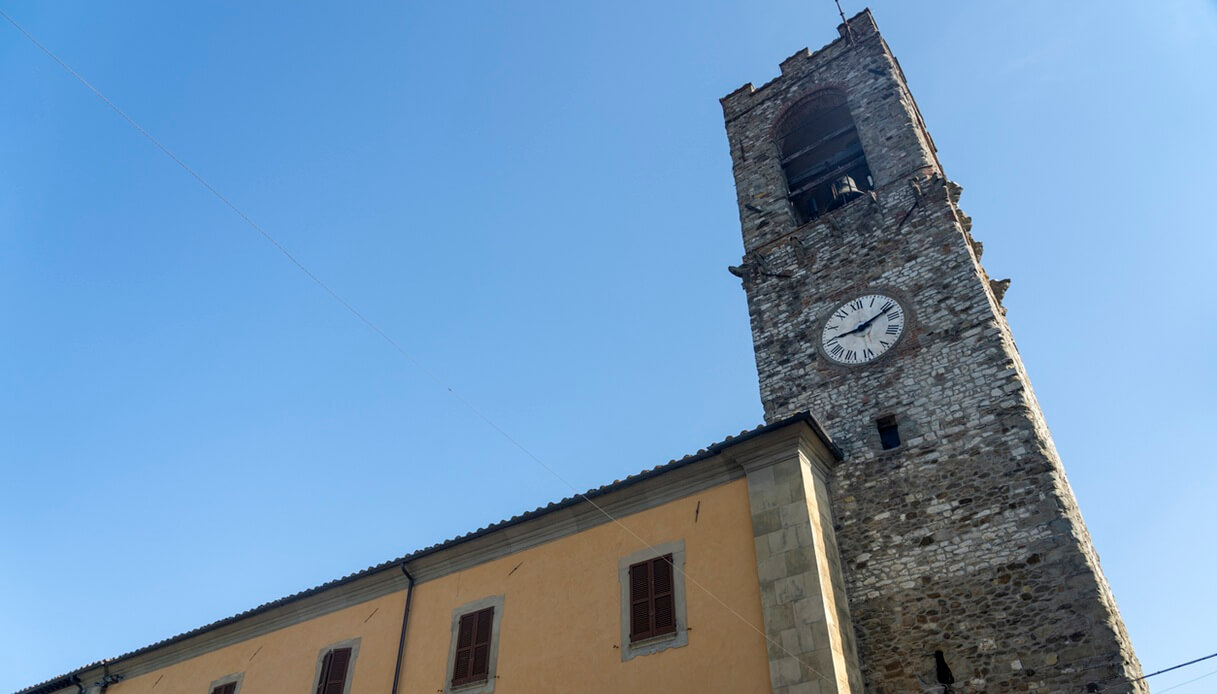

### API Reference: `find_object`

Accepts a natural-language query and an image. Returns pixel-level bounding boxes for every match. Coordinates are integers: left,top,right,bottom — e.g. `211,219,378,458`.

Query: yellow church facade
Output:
28,418,853,694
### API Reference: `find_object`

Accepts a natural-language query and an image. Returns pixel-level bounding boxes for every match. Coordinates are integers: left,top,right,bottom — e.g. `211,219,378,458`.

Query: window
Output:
618,540,688,661
206,674,242,694
877,415,901,450
629,555,676,642
315,648,352,694
444,595,504,694
775,89,873,223
451,607,494,686
312,639,359,694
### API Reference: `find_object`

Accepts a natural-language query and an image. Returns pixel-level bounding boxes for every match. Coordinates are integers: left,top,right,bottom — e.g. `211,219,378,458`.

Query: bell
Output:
831,175,863,202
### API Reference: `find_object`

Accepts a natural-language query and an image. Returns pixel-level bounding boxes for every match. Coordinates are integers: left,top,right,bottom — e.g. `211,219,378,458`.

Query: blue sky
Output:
2,1,1215,691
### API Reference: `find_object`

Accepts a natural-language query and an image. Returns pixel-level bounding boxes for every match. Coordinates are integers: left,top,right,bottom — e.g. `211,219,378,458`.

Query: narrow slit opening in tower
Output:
877,415,900,450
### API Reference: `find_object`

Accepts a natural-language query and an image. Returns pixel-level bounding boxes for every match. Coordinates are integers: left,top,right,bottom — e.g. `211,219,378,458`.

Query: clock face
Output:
820,293,906,365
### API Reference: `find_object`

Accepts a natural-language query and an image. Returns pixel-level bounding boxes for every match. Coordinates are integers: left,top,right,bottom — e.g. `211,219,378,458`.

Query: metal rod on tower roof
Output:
834,0,854,43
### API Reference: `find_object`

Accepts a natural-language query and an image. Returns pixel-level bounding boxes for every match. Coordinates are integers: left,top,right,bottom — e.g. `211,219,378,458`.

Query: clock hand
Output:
835,306,891,337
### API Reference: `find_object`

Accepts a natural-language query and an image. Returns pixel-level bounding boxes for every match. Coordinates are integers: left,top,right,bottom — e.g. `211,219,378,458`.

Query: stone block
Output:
784,547,813,576
793,596,827,625
758,553,789,583
753,507,784,536
764,603,796,633
774,574,809,604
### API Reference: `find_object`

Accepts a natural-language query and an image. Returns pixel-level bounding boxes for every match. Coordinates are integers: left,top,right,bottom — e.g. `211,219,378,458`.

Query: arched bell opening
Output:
775,90,873,223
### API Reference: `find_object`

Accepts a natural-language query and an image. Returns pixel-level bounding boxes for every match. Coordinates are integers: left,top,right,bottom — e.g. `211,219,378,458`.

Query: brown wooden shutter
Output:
651,555,676,636
629,560,653,640
452,607,494,686
629,554,676,642
470,607,493,679
452,613,476,684
316,647,351,694
315,651,332,694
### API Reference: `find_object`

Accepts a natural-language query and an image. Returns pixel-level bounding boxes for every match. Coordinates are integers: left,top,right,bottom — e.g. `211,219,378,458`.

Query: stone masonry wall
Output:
736,427,864,694
721,12,1143,694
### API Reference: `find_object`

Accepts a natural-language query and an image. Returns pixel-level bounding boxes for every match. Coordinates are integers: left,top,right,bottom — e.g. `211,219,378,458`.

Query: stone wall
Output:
721,11,1144,693
735,425,863,694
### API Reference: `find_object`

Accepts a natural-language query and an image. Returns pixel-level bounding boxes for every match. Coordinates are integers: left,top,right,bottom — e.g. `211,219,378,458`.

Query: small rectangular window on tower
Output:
877,416,901,450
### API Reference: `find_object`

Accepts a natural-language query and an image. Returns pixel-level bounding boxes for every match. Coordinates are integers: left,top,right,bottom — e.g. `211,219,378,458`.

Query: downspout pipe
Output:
390,561,415,694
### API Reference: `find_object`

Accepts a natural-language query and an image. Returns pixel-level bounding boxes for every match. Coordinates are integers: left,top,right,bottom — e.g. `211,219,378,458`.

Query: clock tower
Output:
722,11,1144,693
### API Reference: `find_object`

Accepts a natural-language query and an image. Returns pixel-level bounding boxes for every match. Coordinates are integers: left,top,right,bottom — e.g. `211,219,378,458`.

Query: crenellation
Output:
778,48,814,76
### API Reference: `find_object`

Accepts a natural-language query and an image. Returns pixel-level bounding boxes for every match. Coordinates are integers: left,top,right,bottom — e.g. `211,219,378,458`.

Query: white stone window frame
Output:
310,637,361,694
443,594,505,694
618,539,688,661
205,672,243,694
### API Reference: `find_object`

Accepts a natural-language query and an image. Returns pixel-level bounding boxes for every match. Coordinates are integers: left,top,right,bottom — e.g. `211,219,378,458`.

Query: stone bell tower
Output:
721,10,1144,693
